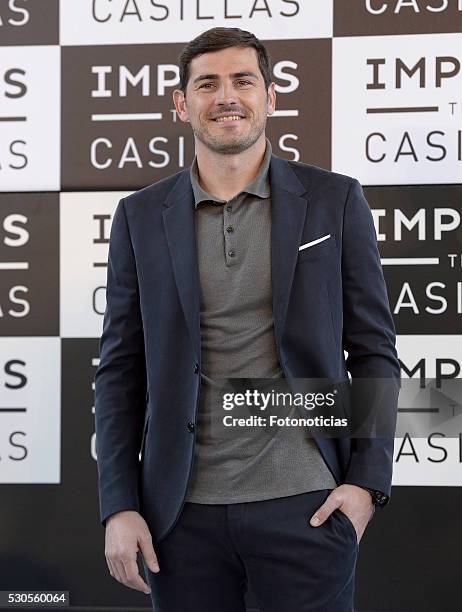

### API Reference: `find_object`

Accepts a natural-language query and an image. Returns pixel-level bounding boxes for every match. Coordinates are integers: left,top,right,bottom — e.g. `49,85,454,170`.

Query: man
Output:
95,26,400,612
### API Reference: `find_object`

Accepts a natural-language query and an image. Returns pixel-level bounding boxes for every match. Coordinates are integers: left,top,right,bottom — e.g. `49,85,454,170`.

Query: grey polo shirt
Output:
184,137,337,503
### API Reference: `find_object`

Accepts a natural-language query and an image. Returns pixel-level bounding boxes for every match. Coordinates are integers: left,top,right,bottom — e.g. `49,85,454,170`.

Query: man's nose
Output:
215,81,238,104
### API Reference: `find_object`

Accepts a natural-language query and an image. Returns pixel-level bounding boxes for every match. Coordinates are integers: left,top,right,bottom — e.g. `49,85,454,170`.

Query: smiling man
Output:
95,27,400,612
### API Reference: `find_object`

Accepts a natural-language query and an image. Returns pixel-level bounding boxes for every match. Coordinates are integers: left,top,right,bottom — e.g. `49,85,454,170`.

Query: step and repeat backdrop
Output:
1,1,461,611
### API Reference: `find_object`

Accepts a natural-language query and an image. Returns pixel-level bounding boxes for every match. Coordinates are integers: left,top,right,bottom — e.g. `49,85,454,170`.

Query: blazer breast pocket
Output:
297,233,337,264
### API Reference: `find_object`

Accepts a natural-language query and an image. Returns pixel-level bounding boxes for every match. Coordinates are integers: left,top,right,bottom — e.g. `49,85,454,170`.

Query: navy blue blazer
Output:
94,152,400,543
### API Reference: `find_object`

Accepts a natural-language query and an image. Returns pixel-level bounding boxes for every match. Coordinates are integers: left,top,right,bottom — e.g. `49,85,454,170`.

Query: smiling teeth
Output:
215,116,242,122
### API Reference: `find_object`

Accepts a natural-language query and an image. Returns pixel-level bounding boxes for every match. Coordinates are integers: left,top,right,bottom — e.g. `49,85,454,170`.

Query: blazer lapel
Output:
162,171,201,362
269,155,309,354
161,153,310,365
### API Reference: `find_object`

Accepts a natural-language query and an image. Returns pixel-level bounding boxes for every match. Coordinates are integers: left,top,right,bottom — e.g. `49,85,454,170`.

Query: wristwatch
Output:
362,487,389,507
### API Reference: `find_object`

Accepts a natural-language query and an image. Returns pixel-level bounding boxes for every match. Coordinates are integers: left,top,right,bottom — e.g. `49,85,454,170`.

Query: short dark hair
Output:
178,27,272,95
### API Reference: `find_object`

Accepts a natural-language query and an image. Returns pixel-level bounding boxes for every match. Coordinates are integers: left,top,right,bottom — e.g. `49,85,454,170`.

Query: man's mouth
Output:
211,115,246,123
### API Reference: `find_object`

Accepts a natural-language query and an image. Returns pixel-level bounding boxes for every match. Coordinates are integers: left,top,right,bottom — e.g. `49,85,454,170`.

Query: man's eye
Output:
199,80,252,89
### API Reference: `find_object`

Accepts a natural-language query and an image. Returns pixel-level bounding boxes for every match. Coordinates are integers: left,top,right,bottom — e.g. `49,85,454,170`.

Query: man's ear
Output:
173,89,189,123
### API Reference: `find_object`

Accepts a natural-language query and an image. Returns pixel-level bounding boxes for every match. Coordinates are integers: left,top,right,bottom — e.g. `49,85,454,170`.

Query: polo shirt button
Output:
226,225,234,233
187,421,195,433
228,250,235,257
226,205,232,212
193,362,199,374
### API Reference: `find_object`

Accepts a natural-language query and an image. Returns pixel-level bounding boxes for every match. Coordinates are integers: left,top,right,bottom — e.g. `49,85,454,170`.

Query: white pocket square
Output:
299,233,331,251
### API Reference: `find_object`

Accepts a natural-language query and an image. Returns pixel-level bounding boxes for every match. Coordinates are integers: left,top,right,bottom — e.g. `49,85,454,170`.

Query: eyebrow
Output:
192,71,260,84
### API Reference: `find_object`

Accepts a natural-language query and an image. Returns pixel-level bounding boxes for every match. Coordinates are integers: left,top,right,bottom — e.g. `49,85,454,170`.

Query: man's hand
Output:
105,510,160,594
309,484,375,543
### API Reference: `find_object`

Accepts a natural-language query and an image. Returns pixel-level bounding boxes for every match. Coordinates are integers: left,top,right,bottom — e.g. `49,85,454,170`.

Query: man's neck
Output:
194,135,267,202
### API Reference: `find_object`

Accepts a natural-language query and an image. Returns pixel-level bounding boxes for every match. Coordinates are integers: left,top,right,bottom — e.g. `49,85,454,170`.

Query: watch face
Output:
362,486,389,506
374,491,389,506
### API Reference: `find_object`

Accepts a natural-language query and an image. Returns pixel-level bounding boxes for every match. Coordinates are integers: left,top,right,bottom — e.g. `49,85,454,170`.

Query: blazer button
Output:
194,362,199,374
187,421,195,433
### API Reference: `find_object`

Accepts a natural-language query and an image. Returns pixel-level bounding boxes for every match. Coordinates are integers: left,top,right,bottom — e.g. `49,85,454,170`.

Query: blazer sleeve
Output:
340,179,401,504
94,197,147,527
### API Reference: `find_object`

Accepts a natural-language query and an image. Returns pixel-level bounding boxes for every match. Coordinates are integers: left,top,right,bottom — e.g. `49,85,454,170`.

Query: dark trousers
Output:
144,488,358,612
